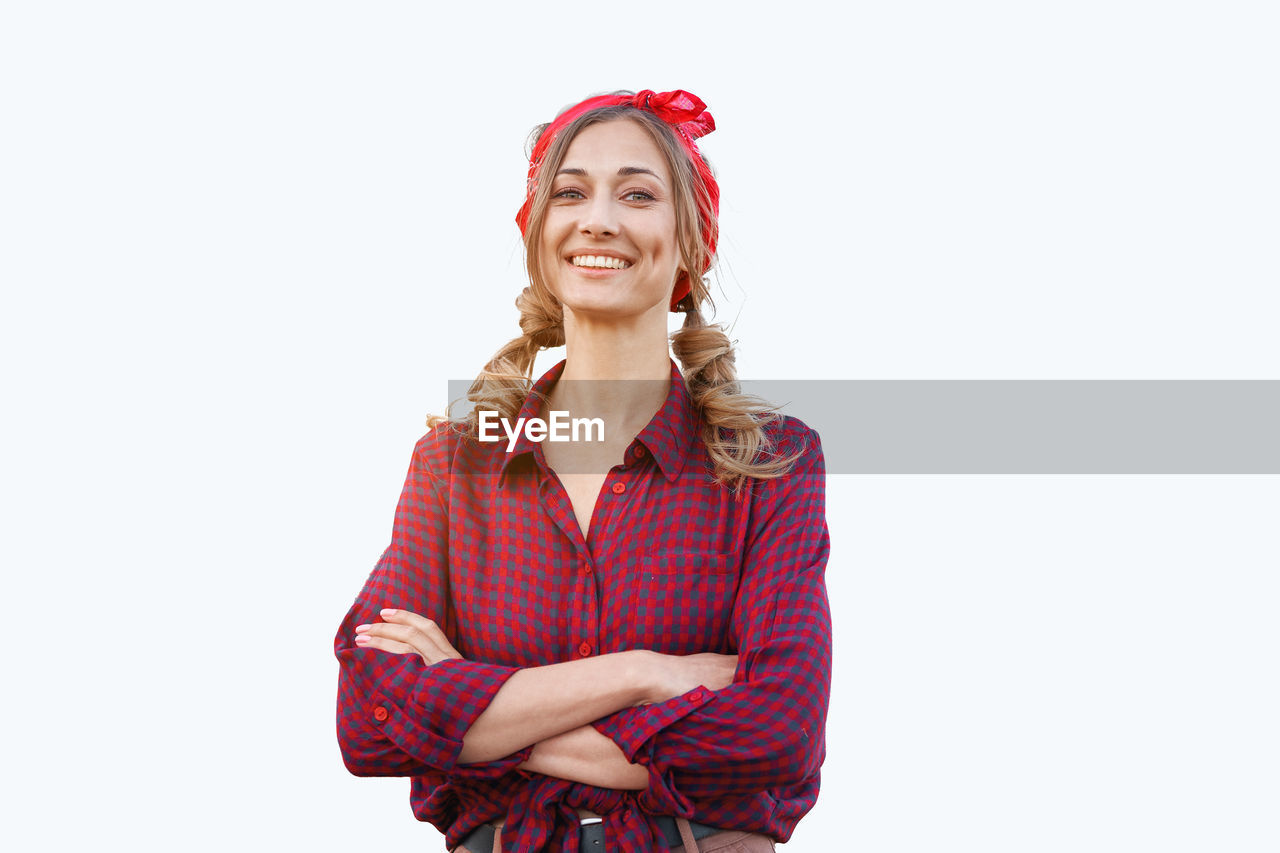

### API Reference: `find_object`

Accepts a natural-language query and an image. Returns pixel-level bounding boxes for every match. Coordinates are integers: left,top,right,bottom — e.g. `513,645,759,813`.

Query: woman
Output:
335,89,832,853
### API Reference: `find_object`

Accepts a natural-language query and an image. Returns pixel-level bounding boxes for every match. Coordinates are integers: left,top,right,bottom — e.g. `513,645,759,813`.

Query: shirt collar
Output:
640,359,699,482
497,358,698,485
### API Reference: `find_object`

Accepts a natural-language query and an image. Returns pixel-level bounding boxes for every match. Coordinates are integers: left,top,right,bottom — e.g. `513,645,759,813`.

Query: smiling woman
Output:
538,121,683,319
334,90,833,853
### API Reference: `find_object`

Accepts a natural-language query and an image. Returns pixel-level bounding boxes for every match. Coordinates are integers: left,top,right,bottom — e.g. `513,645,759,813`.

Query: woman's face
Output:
539,119,684,321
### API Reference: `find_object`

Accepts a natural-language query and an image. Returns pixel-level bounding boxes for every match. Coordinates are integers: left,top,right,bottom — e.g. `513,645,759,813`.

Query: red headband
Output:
515,89,720,312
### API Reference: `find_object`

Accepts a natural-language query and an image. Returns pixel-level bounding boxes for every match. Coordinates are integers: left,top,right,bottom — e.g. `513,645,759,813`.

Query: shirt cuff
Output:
591,685,717,764
369,656,528,777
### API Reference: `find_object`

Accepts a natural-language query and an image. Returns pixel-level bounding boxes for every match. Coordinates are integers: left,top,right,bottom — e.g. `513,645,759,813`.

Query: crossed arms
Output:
353,613,735,789
334,425,831,803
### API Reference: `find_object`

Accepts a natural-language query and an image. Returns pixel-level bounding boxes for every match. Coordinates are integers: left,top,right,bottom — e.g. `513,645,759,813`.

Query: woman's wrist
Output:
623,649,671,706
622,649,740,707
459,650,664,764
519,725,649,790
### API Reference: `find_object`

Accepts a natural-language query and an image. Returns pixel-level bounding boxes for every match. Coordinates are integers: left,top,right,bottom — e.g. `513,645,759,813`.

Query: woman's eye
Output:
553,188,585,199
624,190,656,202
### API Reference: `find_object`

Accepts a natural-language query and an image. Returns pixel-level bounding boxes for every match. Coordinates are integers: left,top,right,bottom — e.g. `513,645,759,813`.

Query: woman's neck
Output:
547,311,673,433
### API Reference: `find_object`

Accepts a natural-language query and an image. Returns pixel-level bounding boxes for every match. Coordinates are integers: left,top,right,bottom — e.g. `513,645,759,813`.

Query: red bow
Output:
629,89,716,142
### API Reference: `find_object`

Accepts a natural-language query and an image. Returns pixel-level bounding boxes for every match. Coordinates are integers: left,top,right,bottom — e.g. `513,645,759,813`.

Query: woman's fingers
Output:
354,621,448,663
381,609,463,659
353,609,463,665
353,634,418,657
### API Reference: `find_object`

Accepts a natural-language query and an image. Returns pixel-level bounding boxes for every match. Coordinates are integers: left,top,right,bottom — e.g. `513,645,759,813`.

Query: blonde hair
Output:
429,102,802,492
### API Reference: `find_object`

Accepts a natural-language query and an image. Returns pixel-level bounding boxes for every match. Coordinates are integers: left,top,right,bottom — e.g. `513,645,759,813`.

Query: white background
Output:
2,1,1277,851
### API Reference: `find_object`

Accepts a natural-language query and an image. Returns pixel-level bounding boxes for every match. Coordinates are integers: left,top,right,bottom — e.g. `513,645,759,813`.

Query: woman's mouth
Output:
568,255,631,270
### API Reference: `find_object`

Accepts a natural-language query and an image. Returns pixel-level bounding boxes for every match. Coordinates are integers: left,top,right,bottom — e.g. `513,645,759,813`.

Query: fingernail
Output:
354,624,370,633
355,634,371,644
380,608,398,618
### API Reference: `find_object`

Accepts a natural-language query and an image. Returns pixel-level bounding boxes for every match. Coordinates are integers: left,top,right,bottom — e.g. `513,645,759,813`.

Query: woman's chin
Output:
562,297,668,324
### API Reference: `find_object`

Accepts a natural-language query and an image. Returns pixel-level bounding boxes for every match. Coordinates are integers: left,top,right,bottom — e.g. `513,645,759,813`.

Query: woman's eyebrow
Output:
618,166,663,182
555,166,665,183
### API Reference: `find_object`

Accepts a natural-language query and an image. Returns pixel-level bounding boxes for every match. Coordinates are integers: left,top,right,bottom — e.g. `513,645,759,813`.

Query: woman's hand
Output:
639,651,739,706
354,609,463,665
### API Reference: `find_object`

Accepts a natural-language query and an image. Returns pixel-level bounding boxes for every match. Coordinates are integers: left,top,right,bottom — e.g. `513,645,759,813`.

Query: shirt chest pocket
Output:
626,548,738,654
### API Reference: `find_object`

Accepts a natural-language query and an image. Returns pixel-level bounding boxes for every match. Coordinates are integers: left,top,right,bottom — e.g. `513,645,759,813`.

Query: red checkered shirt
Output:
335,358,832,851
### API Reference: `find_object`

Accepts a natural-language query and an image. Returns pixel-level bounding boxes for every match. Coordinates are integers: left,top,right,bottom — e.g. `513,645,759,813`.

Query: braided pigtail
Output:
670,301,803,494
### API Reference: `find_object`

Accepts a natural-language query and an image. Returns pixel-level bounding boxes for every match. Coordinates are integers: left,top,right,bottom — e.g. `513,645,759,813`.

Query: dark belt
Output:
458,815,720,852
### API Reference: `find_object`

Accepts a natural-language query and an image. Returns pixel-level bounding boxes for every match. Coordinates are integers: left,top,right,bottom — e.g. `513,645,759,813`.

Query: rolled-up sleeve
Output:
593,424,832,811
335,430,531,780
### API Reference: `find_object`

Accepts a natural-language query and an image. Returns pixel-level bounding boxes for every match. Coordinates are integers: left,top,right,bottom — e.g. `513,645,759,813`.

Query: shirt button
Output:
610,482,625,495
632,446,646,458
581,564,591,575
688,689,705,702
578,642,592,657
373,705,389,722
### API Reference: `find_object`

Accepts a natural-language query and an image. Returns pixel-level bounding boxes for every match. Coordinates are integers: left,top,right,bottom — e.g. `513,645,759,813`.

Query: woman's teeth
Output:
570,255,631,269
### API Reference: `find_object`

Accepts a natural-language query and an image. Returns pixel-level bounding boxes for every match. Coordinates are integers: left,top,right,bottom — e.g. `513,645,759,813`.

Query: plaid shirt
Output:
335,358,832,851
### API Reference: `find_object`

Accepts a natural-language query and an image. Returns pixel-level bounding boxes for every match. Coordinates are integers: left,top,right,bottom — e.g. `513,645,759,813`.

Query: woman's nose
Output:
577,195,618,237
